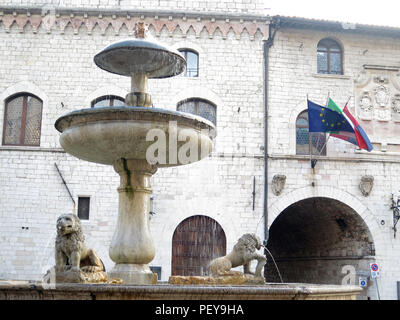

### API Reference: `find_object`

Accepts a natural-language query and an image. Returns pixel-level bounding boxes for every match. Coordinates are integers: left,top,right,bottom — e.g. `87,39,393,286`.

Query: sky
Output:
266,0,400,28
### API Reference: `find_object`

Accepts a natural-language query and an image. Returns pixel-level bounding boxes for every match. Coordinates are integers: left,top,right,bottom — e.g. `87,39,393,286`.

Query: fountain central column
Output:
108,158,158,284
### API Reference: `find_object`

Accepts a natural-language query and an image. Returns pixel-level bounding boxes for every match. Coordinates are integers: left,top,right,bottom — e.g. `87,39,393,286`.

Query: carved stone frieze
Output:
0,12,268,39
355,65,400,122
373,85,391,121
358,91,373,119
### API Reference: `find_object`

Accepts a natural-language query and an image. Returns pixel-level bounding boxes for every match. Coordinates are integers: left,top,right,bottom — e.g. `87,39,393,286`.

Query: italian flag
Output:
327,98,373,152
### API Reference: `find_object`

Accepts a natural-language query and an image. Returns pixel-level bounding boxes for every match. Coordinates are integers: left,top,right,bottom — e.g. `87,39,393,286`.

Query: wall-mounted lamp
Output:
391,194,400,238
369,242,375,256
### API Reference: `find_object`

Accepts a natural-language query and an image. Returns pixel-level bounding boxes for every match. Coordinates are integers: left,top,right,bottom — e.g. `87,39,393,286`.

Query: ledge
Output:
311,73,352,80
0,146,65,153
0,280,362,300
269,153,400,164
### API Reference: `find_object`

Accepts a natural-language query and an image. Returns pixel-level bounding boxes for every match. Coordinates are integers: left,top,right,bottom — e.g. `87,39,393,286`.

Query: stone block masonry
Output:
1,0,400,300
0,3,266,283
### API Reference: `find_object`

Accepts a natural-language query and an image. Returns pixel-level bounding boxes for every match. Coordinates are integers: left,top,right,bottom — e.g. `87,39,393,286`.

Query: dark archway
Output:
266,197,375,290
171,215,226,276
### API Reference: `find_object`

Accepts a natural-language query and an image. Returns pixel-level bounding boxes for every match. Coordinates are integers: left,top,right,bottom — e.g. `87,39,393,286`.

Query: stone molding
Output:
0,12,268,39
268,185,381,246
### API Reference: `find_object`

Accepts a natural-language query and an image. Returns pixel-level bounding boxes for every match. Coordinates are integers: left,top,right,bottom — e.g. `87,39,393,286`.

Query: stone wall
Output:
0,5,266,283
267,26,400,299
1,1,400,300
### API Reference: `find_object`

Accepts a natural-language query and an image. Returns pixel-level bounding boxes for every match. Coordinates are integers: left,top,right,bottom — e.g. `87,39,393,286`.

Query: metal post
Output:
54,162,76,208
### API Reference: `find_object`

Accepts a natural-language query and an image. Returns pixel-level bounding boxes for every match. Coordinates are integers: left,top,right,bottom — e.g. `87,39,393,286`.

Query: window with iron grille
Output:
296,110,326,156
91,95,125,108
77,197,90,220
2,93,43,146
177,98,216,125
178,49,199,77
317,38,343,75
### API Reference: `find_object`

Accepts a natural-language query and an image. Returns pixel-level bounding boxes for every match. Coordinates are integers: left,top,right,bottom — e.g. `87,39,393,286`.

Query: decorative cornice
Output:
0,10,269,39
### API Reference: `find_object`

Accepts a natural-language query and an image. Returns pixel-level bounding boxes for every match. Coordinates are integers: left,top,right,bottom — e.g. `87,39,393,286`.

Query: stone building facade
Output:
0,0,400,299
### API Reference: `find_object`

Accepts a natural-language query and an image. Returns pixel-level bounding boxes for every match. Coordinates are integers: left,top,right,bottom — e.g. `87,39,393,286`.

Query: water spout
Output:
262,244,283,283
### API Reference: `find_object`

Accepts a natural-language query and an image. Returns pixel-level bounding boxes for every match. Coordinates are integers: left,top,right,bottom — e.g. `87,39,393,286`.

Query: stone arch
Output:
153,202,241,280
172,86,223,110
268,185,380,241
266,186,379,299
288,100,308,155
171,40,204,57
0,81,48,145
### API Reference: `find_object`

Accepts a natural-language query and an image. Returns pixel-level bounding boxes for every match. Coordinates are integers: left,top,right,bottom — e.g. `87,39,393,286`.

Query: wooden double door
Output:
171,215,226,276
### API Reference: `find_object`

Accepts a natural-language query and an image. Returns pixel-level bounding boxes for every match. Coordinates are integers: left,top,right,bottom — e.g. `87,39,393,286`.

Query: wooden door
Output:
171,215,226,276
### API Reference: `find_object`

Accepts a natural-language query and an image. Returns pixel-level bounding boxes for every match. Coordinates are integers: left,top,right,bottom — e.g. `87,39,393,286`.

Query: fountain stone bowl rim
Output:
54,106,216,167
54,106,216,133
93,38,187,78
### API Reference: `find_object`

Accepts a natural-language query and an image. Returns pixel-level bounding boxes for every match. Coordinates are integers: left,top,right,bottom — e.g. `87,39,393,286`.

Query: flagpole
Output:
315,94,332,158
345,96,352,107
307,94,314,169
310,93,330,168
317,133,330,156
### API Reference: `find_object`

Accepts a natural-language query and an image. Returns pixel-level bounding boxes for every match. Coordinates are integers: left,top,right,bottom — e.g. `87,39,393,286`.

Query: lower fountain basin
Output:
0,280,362,300
55,106,215,167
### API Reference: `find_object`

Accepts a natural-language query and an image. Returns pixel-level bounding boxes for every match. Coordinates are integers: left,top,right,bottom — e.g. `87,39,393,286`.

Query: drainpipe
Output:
263,17,279,246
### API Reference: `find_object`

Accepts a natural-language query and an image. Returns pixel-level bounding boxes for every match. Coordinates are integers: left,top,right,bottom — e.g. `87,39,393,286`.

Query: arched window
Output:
296,110,326,155
317,38,343,75
2,93,43,146
177,98,216,125
91,95,125,108
178,49,199,77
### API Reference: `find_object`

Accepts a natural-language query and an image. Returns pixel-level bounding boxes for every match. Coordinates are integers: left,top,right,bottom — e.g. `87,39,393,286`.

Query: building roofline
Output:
273,15,400,38
0,5,270,23
1,5,399,38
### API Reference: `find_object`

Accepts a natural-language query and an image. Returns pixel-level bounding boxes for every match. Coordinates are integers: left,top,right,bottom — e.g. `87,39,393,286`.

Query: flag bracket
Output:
391,193,400,238
311,159,317,169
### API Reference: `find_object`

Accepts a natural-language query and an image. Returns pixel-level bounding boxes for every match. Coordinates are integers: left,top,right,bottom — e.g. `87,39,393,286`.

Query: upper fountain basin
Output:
94,38,186,78
54,106,215,167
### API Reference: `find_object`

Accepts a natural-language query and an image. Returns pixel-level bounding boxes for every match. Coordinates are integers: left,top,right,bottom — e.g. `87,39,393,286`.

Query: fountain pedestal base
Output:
108,264,157,285
108,159,157,285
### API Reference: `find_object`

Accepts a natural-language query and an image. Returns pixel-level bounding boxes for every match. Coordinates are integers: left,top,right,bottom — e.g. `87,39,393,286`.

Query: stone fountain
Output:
54,23,215,285
0,23,363,300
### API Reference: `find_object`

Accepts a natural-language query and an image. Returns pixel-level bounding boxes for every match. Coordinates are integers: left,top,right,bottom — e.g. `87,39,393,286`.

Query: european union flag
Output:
307,99,353,133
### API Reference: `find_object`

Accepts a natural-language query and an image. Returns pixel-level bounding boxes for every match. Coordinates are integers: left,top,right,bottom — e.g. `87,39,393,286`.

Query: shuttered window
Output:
177,98,216,125
296,110,326,156
3,93,43,146
317,38,343,75
179,49,199,77
91,95,125,108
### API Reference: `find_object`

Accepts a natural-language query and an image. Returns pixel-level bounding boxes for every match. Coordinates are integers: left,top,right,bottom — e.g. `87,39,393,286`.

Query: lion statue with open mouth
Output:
209,233,267,280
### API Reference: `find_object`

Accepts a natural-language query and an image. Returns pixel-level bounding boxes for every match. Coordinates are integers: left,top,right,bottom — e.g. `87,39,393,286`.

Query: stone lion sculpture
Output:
209,233,267,279
54,213,106,282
